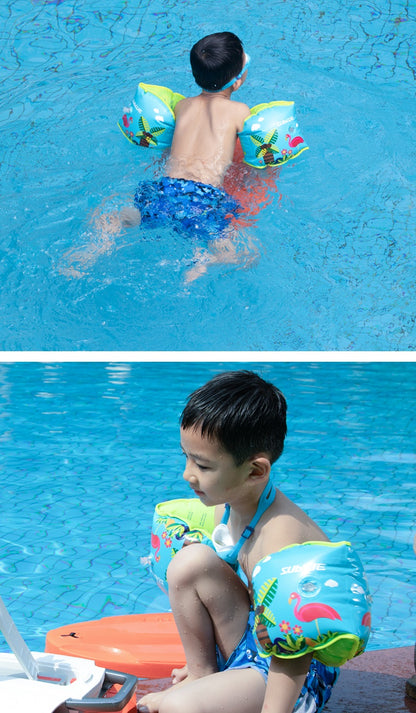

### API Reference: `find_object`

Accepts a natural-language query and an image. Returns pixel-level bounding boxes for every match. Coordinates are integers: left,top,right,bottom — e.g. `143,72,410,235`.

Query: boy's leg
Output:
158,668,266,713
184,231,259,283
138,544,255,712
59,205,141,278
167,543,251,676
119,206,142,227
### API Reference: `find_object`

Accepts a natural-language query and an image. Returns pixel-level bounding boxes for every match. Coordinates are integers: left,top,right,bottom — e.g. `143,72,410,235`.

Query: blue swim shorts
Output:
294,659,339,713
216,612,339,713
133,176,241,240
216,610,270,682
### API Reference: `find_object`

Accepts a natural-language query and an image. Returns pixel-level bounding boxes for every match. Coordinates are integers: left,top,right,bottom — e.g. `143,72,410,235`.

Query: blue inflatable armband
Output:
252,541,371,667
238,101,308,168
118,83,185,149
118,85,308,169
150,498,216,593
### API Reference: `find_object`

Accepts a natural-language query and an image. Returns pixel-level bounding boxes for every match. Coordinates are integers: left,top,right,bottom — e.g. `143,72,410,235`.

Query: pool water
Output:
1,1,415,349
0,361,415,654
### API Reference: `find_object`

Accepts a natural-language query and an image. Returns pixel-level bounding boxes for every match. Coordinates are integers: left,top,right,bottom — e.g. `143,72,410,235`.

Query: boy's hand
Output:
171,664,188,684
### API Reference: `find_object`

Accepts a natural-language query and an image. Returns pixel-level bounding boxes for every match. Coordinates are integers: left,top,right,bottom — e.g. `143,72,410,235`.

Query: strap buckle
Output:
241,525,255,540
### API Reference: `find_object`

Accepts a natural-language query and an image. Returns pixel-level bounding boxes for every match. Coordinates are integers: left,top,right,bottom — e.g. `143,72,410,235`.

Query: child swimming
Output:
124,31,251,227
61,32,256,282
167,32,251,186
119,31,255,282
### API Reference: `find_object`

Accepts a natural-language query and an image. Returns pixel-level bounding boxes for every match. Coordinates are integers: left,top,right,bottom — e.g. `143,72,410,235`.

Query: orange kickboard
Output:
45,612,186,678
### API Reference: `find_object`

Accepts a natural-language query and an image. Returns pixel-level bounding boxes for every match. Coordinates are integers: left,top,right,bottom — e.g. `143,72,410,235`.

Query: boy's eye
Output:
181,450,212,471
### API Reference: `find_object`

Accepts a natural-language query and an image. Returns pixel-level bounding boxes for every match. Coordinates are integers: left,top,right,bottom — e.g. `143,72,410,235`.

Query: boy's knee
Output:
167,543,218,586
159,692,188,713
120,206,142,227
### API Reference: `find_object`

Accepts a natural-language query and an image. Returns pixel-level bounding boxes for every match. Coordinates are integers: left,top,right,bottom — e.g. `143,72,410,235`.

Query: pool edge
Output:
134,646,416,712
325,645,416,712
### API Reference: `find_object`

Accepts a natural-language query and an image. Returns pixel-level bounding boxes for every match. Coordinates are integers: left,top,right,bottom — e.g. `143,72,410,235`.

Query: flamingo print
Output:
289,591,341,637
285,134,304,148
361,611,371,628
151,532,161,562
122,114,132,128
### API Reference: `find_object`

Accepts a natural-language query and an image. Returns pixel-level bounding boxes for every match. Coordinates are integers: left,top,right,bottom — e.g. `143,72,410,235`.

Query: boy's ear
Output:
232,70,248,93
247,455,271,482
231,78,243,93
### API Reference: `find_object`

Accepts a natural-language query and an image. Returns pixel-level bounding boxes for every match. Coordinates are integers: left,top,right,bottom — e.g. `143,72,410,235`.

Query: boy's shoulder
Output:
231,98,251,122
247,491,329,568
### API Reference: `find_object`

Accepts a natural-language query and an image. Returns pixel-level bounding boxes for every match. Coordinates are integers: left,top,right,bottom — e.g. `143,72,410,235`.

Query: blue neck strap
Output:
219,481,275,567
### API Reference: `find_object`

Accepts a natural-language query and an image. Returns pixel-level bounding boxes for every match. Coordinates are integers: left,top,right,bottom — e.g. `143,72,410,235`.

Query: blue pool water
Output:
0,361,415,654
1,1,415,350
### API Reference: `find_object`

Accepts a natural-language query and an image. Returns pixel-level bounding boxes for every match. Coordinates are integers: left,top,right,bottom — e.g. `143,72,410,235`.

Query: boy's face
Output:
180,426,250,507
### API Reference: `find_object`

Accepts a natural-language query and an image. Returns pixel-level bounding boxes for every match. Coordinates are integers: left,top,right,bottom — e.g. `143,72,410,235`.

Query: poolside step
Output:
325,646,416,713
406,674,416,700
131,646,416,712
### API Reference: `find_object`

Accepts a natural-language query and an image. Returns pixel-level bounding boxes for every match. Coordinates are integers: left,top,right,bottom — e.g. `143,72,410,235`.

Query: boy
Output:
130,31,250,220
63,33,253,281
165,31,250,185
122,32,253,281
138,371,342,713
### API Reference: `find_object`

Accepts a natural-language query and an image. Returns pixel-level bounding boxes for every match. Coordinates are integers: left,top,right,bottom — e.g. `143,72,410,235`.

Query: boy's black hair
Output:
190,32,244,92
181,371,287,465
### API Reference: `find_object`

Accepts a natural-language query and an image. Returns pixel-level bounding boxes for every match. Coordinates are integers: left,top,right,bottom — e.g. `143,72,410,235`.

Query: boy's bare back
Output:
166,93,249,187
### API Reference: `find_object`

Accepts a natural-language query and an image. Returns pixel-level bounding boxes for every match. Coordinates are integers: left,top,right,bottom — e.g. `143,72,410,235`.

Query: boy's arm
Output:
236,101,251,132
262,654,312,713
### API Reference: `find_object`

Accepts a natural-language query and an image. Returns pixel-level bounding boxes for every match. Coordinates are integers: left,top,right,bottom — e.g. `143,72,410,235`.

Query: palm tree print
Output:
249,129,281,166
135,115,166,147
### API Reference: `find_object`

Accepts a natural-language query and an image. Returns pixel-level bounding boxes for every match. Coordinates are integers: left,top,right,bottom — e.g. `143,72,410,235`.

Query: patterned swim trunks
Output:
294,659,339,713
216,613,339,712
133,176,241,240
216,610,270,682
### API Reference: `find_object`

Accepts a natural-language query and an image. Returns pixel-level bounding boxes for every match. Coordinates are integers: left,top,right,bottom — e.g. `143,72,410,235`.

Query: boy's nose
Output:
183,461,197,485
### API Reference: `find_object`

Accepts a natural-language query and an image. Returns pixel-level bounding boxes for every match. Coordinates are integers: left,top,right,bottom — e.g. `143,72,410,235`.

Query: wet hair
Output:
190,31,244,92
180,371,287,465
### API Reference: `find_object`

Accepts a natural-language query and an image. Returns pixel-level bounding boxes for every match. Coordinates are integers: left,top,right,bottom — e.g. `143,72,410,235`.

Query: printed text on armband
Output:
280,563,326,575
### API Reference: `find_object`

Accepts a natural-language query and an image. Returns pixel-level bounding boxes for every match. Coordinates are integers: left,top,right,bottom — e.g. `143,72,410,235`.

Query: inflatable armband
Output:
118,83,184,149
252,541,371,667
150,498,216,593
238,101,308,168
118,85,308,169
